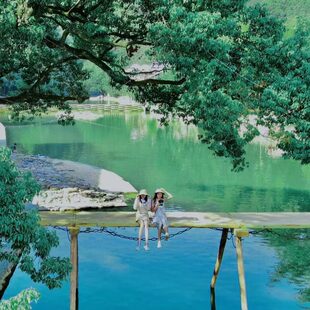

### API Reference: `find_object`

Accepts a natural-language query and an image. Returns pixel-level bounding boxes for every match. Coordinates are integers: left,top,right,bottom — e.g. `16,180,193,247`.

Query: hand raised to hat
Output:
160,188,173,200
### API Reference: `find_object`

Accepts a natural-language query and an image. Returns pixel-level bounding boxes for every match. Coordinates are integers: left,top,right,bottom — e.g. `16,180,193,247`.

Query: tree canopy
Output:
0,0,309,169
0,148,70,291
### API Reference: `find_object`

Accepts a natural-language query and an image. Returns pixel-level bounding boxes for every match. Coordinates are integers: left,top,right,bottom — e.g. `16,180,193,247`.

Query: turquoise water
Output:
3,228,309,309
3,113,310,212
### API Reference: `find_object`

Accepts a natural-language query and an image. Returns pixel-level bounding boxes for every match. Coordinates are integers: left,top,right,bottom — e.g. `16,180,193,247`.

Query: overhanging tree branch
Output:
128,77,186,86
0,93,88,105
43,36,186,87
28,56,76,91
45,5,87,23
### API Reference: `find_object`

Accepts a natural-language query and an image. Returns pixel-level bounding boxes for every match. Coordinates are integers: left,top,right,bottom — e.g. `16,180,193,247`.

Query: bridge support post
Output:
69,227,80,310
210,228,229,309
210,228,229,289
234,229,249,310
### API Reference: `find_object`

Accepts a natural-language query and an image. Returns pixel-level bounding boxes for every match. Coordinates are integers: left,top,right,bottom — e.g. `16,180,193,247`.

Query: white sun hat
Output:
138,189,148,196
155,188,165,194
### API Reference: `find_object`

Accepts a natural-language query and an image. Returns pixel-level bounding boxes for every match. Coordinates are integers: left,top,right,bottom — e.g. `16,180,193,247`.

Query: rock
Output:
12,152,136,211
32,187,127,211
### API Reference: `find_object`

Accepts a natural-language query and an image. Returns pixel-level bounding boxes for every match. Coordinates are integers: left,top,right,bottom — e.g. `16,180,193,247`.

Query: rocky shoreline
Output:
32,187,127,211
12,153,137,211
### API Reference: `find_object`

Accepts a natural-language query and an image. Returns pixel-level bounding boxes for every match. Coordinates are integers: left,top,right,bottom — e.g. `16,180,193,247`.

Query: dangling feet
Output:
144,244,149,251
157,241,162,248
165,232,169,240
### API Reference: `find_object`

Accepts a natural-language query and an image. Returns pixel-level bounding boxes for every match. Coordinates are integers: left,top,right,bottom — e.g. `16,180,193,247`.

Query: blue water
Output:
3,228,308,309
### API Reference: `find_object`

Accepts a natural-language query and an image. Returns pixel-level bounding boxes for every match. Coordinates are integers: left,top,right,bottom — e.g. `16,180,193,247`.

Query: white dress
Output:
152,201,168,228
133,197,151,223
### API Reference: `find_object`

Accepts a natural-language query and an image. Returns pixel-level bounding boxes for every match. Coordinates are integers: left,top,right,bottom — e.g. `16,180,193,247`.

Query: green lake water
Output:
3,112,310,212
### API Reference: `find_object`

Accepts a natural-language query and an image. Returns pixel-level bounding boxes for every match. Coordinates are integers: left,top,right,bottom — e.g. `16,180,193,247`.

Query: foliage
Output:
0,0,309,169
0,147,71,288
250,0,310,19
82,61,132,97
0,288,40,310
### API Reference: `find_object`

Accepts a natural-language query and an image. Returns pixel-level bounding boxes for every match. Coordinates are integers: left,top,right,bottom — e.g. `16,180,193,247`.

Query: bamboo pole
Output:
210,228,229,310
210,228,229,289
235,236,248,310
69,227,79,310
210,287,216,310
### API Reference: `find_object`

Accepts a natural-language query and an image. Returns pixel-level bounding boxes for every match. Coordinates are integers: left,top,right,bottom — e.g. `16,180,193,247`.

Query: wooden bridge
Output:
40,211,310,229
40,211,310,310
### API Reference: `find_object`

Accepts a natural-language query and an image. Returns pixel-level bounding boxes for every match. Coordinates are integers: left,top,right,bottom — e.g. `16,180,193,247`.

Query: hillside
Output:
250,0,310,18
250,0,310,35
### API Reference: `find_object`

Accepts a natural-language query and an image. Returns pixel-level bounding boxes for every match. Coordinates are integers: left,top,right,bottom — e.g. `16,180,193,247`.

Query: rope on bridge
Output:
53,226,192,242
52,226,310,244
81,226,192,241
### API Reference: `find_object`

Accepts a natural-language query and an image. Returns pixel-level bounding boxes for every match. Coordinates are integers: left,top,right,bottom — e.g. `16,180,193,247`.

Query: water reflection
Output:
49,229,310,309
260,229,310,303
67,227,228,310
2,227,310,309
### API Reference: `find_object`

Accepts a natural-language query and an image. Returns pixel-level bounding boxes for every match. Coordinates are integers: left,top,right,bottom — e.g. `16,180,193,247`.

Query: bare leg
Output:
144,222,149,246
137,221,143,249
158,226,162,240
164,226,169,240
157,226,162,248
144,222,149,250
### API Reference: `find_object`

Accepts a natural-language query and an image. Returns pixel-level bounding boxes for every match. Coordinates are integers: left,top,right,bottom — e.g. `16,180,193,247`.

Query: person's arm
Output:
164,189,173,200
147,198,152,211
133,196,139,210
151,200,157,212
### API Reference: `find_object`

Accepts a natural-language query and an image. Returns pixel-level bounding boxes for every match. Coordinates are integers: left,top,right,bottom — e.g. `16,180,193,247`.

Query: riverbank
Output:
12,153,137,211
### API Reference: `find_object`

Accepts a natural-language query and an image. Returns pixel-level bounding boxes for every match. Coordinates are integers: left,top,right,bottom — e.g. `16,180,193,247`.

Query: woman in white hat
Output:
133,189,151,250
151,188,173,248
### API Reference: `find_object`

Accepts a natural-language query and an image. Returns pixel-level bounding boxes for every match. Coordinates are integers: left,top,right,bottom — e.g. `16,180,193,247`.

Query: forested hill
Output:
250,0,310,27
248,0,310,41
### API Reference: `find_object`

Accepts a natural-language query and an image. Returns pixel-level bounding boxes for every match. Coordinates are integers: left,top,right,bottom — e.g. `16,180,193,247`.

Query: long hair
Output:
152,192,165,203
139,195,148,203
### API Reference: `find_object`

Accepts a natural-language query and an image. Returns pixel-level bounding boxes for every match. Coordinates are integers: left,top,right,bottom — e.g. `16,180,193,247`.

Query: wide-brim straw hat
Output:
155,188,165,194
138,189,148,196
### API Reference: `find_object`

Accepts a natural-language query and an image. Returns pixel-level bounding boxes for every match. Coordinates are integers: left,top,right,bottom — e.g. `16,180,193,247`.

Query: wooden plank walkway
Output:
40,211,310,229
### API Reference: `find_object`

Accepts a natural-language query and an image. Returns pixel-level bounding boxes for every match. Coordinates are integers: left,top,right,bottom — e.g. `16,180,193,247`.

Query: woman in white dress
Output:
151,188,173,248
133,189,151,251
